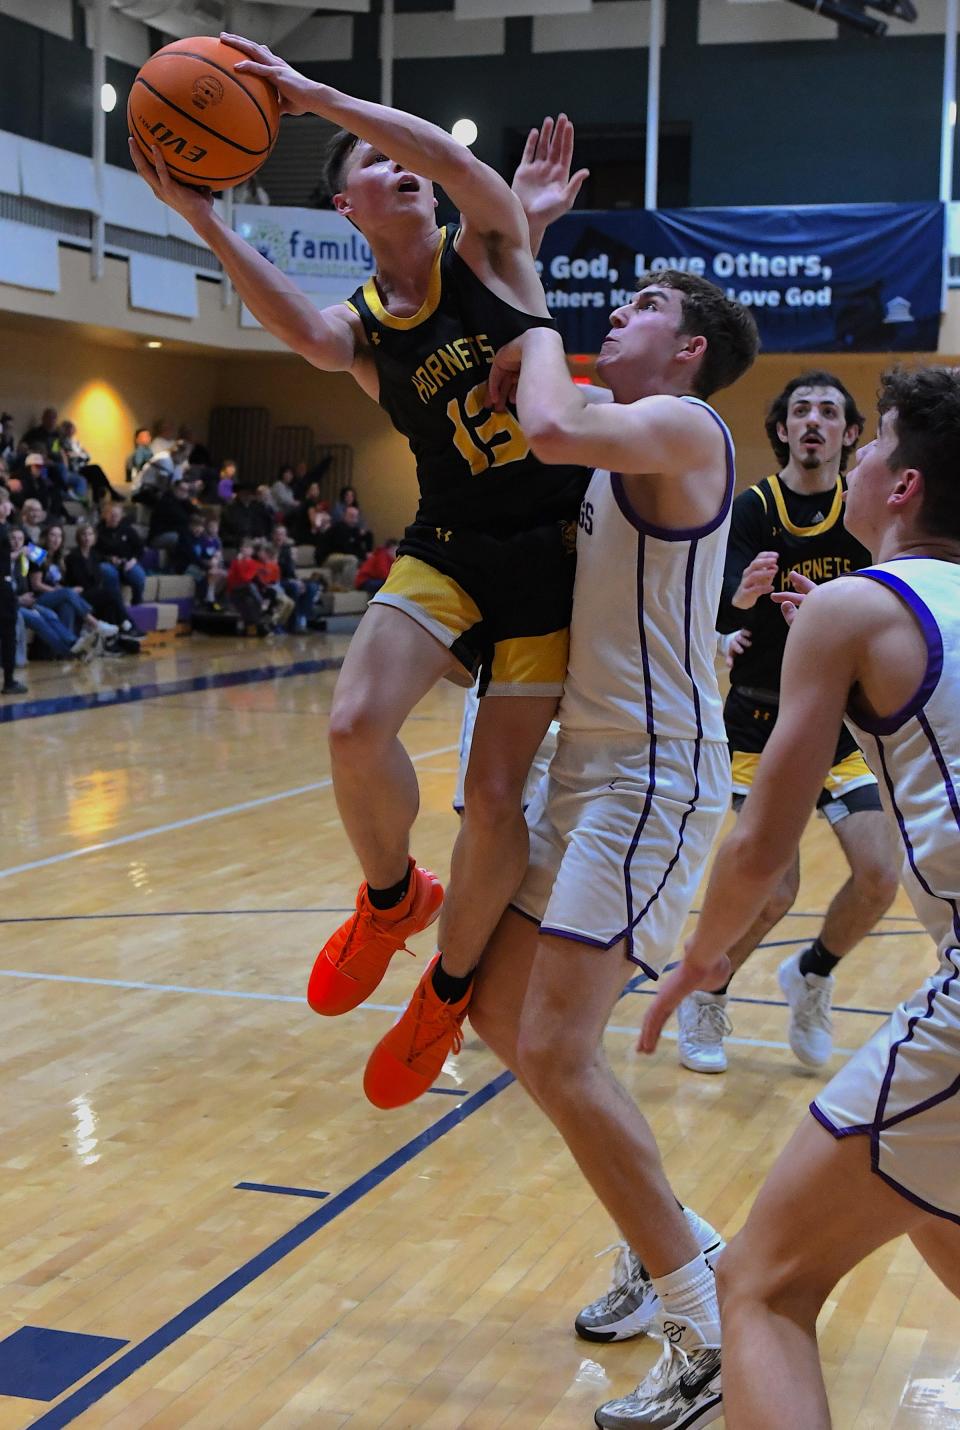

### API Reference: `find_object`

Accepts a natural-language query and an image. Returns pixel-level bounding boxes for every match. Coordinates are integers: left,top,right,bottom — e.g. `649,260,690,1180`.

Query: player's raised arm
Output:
489,326,718,473
510,114,589,258
128,141,376,393
223,34,532,255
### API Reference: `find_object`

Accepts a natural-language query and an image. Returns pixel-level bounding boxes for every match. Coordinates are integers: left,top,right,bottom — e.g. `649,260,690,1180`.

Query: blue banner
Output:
536,203,944,354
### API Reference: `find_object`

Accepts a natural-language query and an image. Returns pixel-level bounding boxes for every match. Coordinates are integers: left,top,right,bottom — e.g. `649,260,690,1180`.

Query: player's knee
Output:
328,696,386,760
515,1019,587,1098
462,768,525,829
717,1228,829,1324
851,856,899,914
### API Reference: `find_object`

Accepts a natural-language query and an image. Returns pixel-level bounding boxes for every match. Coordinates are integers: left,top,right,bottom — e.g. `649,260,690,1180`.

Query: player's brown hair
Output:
878,365,960,541
635,270,759,398
322,128,363,201
765,371,865,473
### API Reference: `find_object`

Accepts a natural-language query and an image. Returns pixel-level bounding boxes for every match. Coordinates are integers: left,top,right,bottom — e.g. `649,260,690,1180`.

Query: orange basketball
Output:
128,36,280,191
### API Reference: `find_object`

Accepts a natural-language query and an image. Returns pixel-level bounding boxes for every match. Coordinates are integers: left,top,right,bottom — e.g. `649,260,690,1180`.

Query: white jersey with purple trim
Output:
813,557,960,1223
558,396,734,742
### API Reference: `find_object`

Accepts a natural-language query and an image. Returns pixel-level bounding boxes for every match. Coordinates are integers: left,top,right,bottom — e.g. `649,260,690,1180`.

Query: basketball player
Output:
469,273,758,1429
641,365,960,1429
129,47,590,1108
676,373,899,1076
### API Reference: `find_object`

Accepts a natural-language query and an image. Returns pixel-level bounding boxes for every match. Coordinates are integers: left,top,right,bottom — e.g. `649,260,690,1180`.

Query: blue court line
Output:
0,908,356,925
30,1069,516,1429
0,656,345,725
234,1182,330,1200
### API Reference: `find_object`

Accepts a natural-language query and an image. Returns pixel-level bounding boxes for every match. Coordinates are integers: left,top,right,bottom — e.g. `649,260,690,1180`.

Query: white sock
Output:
651,1254,720,1343
683,1207,724,1260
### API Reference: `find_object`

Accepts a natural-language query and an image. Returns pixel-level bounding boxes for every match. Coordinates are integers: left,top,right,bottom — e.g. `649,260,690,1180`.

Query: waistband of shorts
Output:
731,683,780,706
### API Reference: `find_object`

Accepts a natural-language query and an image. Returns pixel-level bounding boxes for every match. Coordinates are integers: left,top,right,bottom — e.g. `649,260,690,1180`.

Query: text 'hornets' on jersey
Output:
346,225,586,534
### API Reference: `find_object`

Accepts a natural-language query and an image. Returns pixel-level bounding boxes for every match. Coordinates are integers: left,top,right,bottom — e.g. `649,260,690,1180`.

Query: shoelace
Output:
333,907,418,970
692,1002,733,1045
410,996,465,1058
593,1242,647,1308
794,983,832,1032
633,1338,690,1397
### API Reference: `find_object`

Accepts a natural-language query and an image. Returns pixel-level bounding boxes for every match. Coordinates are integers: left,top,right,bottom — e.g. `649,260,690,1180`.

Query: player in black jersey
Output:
129,38,590,1107
675,373,900,1077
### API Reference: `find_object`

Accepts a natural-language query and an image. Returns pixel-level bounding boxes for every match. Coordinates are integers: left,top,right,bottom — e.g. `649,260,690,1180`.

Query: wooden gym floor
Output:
2,634,959,1428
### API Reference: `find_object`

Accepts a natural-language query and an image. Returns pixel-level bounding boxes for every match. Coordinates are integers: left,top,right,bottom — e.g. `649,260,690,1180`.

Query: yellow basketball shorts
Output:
370,519,577,697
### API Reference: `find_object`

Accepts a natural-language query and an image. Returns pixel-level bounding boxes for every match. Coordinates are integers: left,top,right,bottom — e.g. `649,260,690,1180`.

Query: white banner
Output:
234,204,375,304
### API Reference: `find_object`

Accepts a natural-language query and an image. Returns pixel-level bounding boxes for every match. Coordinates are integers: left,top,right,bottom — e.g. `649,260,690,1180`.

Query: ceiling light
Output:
100,82,117,113
451,118,478,147
145,340,163,349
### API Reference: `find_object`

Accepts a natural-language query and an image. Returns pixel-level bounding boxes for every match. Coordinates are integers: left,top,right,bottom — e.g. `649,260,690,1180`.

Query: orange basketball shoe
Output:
363,955,472,1108
307,859,443,1017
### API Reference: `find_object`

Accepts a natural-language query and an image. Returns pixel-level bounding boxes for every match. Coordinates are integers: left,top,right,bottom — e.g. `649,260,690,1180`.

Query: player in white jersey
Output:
641,365,960,1429
470,272,758,1430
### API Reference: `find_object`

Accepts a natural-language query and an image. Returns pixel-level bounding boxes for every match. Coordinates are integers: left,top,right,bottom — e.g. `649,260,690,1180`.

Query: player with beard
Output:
672,373,900,1080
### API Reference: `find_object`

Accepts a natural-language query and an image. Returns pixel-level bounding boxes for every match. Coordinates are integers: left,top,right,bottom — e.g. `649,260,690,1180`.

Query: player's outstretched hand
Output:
222,33,315,116
732,550,779,610
487,335,527,411
771,569,816,626
638,945,732,1056
128,138,214,226
512,114,589,230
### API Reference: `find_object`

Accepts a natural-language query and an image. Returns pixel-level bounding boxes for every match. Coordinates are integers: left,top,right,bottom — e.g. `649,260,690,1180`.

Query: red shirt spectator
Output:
355,540,399,594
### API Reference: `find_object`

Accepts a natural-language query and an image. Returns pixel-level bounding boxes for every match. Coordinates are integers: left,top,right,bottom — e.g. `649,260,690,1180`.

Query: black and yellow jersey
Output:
717,472,871,697
346,225,586,534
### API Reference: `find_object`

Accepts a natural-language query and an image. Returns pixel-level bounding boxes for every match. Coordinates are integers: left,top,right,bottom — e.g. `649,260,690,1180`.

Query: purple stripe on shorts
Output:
871,1163,960,1226
873,737,960,946
809,1102,873,1139
879,1069,960,1131
872,951,960,1171
621,534,657,941
849,570,943,733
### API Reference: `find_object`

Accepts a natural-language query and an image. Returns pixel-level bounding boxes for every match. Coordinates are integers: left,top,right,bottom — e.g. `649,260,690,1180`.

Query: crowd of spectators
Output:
1,410,390,694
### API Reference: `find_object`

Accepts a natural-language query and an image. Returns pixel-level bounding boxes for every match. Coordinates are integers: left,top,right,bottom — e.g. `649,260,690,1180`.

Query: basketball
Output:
127,36,280,191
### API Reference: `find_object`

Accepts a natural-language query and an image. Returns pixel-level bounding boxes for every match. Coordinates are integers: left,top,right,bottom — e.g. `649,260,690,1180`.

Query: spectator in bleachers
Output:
65,520,140,637
96,502,146,604
10,526,100,661
27,523,95,637
354,537,399,596
225,539,269,632
147,479,199,556
312,507,334,564
60,419,120,505
217,460,238,504
126,428,154,481
330,485,373,552
17,452,61,514
270,464,299,517
288,481,326,544
150,419,176,455
21,407,61,458
220,485,273,547
274,523,323,632
192,513,227,607
0,414,16,466
20,498,46,544
252,540,295,630
323,504,368,588
0,489,26,694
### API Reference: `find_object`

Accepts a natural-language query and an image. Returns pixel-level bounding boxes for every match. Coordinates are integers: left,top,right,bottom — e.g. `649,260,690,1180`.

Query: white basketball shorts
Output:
812,947,960,1224
512,732,730,978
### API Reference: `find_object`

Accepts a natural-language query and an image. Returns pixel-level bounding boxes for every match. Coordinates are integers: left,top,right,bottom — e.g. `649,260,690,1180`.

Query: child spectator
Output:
270,464,299,516
217,460,237,505
355,538,399,596
252,540,295,630
10,527,101,660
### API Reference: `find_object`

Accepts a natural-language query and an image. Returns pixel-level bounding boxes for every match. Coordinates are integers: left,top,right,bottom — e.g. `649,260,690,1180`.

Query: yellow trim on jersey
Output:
749,482,769,513
360,226,446,331
767,473,844,538
731,747,874,797
489,628,569,693
343,300,360,317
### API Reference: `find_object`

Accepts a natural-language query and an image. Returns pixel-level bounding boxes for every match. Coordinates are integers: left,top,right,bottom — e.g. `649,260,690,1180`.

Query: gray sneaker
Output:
778,952,834,1068
676,991,732,1074
575,1211,725,1343
594,1323,722,1429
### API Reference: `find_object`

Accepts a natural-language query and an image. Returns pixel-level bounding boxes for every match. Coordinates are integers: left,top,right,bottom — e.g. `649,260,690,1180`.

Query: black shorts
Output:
371,518,578,696
725,686,880,821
